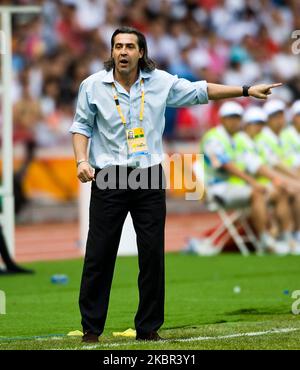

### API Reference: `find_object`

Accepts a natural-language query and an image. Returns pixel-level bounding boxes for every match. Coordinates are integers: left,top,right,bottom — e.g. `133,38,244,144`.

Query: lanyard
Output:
111,78,145,126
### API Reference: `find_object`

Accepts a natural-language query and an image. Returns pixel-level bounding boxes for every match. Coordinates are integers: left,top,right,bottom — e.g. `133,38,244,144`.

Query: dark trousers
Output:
79,164,166,336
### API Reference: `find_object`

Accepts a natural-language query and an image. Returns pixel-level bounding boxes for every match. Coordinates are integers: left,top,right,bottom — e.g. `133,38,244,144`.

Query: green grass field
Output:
0,253,300,350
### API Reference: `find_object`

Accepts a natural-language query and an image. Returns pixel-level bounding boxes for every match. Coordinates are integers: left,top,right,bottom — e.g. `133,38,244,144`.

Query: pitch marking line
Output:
6,327,297,349
98,327,300,348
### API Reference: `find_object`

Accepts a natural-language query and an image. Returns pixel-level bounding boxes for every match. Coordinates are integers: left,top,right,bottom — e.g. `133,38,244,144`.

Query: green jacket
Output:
255,126,284,167
201,125,246,185
280,126,300,168
234,131,269,184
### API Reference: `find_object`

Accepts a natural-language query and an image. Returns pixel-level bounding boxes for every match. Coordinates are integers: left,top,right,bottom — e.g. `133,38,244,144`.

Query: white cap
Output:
290,100,300,117
243,106,267,125
263,99,286,117
219,101,244,118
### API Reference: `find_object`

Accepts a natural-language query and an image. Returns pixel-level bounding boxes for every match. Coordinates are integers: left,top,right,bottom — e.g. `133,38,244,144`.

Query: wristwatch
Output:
242,85,251,97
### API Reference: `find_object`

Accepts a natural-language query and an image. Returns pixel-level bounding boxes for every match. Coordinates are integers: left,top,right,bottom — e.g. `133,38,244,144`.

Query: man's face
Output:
268,111,285,134
222,116,242,135
112,33,143,75
246,123,263,138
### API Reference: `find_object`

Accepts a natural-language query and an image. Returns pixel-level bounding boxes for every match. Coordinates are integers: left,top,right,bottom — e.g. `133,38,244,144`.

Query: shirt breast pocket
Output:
95,103,120,135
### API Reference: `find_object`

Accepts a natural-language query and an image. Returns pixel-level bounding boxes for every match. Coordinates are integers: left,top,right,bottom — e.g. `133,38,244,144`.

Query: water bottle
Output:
51,274,69,285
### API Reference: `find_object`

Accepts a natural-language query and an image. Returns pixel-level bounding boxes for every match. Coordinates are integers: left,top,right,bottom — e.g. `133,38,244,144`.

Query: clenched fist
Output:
77,161,95,183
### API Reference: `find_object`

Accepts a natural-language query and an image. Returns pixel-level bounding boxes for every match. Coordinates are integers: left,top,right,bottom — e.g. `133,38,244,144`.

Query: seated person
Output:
256,99,300,245
200,101,279,252
280,100,300,176
234,106,300,254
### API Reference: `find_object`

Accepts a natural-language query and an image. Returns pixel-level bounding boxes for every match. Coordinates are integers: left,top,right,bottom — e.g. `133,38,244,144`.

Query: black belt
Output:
95,164,161,174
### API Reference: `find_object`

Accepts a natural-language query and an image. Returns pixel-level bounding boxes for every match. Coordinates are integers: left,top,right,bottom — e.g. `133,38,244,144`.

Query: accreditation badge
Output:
126,127,149,156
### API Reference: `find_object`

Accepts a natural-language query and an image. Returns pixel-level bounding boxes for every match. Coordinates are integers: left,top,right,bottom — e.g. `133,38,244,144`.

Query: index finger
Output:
269,83,283,89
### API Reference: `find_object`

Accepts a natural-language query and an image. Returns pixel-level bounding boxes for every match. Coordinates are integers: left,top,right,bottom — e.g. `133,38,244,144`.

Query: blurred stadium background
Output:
0,0,300,350
4,0,299,262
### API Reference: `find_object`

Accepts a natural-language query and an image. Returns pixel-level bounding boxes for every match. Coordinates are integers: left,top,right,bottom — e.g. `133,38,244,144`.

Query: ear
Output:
139,48,144,59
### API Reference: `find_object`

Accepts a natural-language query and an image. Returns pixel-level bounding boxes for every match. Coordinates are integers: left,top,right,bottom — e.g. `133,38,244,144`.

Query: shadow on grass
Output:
226,307,288,316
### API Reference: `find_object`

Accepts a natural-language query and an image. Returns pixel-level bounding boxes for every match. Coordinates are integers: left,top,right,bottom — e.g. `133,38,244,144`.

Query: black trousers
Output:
79,164,166,336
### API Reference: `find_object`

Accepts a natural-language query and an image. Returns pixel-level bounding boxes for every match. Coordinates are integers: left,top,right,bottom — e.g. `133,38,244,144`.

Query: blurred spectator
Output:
271,39,300,82
262,3,293,46
76,0,106,31
40,77,60,116
36,100,73,147
98,0,123,49
122,0,149,32
147,17,178,67
55,0,85,55
169,47,198,81
13,69,43,144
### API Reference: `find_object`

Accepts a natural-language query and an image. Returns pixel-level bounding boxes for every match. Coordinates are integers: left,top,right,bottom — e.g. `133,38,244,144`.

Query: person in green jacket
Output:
280,100,300,174
234,106,299,254
255,99,300,246
201,101,279,252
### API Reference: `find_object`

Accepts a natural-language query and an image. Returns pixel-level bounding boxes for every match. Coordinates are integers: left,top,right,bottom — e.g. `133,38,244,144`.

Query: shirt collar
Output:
102,69,114,83
102,68,152,84
218,125,232,140
263,126,280,142
139,69,152,79
241,131,256,147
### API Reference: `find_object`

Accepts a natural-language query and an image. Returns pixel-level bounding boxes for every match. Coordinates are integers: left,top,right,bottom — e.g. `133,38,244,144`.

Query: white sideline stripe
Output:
176,327,299,342
47,327,300,350
36,336,65,341
99,327,299,348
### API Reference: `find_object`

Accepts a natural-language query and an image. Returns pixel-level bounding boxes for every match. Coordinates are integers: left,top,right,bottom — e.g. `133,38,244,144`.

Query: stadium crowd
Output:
8,0,300,146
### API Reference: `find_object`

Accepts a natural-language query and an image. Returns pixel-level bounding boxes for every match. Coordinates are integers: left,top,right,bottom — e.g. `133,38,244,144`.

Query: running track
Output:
15,213,218,262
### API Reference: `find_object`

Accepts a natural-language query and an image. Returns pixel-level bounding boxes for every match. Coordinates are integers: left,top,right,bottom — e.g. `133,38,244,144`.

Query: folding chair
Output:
186,160,262,256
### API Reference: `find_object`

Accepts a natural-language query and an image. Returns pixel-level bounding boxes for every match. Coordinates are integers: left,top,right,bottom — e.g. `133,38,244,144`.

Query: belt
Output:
94,163,161,175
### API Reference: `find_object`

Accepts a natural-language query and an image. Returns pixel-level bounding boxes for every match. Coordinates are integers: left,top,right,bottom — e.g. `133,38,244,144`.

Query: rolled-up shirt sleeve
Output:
166,76,208,107
69,81,96,138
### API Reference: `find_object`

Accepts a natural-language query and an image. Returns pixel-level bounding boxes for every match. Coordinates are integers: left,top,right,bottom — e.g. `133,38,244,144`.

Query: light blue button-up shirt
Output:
69,68,208,169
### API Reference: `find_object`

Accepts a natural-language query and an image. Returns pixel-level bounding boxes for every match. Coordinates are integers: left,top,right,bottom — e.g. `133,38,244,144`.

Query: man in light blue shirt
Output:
70,26,282,344
70,59,208,169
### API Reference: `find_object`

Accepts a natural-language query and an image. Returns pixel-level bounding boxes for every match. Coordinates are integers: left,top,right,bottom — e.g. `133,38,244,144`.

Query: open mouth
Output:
119,59,129,66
